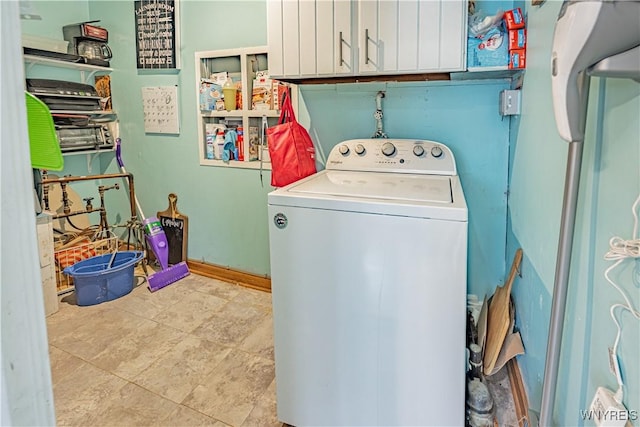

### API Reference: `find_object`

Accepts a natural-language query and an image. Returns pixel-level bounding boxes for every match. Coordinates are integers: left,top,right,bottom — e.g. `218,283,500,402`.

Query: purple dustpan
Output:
148,261,190,292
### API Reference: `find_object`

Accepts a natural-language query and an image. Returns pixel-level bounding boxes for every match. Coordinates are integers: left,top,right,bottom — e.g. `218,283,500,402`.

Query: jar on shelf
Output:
222,78,237,111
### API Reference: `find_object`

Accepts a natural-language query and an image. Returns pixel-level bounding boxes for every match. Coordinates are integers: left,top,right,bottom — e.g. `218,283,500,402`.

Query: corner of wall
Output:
505,216,552,412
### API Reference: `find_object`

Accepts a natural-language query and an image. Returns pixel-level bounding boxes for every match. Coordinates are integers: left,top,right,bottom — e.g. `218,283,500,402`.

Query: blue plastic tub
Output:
63,251,143,306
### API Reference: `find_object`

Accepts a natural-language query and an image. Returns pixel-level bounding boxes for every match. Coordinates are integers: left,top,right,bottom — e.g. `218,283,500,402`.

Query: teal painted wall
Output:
21,1,89,39
85,0,273,275
20,0,513,291
27,4,640,425
21,0,639,424
509,2,640,425
298,80,511,297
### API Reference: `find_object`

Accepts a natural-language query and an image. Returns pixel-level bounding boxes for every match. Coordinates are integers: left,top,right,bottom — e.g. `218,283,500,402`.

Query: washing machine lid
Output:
293,170,452,203
269,170,467,221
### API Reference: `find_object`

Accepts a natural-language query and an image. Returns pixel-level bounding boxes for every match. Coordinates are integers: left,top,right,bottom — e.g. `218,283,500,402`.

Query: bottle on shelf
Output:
222,78,237,111
206,133,215,160
237,127,244,161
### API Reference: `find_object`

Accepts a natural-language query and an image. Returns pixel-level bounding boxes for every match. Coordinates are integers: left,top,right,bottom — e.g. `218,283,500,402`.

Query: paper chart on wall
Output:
141,86,180,134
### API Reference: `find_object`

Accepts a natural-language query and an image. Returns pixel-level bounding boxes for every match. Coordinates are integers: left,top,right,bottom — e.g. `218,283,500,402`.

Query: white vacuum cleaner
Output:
542,1,640,425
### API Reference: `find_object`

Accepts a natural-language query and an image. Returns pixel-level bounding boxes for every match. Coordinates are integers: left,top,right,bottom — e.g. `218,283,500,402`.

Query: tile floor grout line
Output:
48,273,282,427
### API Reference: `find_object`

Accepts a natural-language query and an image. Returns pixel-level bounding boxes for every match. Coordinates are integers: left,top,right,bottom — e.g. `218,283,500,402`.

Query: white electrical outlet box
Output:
499,89,521,116
589,387,631,427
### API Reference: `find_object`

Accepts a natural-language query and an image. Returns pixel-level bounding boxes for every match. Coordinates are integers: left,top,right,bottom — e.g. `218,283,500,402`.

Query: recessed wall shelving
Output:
195,46,294,170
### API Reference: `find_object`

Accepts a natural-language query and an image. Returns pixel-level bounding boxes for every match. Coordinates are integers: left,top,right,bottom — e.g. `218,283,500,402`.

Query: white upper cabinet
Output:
267,0,467,79
268,0,355,77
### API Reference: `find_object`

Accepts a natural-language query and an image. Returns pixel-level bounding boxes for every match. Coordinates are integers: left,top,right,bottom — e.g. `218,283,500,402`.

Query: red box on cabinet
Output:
508,29,527,50
509,49,526,69
504,8,525,30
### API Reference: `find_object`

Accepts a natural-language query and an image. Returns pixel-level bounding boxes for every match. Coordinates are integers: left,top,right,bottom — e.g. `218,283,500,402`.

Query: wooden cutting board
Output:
157,193,188,265
484,248,523,375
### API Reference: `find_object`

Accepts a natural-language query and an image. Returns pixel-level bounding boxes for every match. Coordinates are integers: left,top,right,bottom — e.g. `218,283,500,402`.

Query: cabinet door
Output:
359,0,414,74
358,0,379,74
282,0,301,76
316,0,354,75
267,0,302,77
266,0,284,77
437,0,467,71
333,0,354,75
299,0,316,75
358,0,467,75
270,0,466,78
270,0,354,77
416,0,467,71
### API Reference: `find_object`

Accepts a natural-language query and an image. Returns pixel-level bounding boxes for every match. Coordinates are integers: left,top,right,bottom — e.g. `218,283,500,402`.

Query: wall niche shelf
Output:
195,46,295,170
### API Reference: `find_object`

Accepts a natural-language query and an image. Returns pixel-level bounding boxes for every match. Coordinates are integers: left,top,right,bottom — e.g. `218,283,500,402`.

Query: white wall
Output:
1,2,56,425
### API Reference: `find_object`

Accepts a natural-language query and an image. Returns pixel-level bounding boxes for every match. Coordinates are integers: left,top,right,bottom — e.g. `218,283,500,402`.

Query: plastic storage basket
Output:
63,251,143,306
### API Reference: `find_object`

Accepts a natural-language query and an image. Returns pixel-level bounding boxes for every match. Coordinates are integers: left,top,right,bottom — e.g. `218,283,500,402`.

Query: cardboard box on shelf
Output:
253,82,272,110
248,126,260,161
199,72,228,111
252,70,273,110
504,8,525,30
274,81,290,111
508,29,527,50
272,81,280,111
94,75,112,110
235,81,243,110
467,28,509,68
509,49,526,69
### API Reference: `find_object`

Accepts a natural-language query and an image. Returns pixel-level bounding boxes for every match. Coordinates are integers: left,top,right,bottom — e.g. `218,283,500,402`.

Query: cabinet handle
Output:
364,29,370,64
339,31,344,66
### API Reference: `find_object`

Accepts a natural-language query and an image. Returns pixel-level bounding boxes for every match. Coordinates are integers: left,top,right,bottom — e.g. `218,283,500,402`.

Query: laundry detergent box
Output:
508,29,527,50
467,28,509,68
199,72,228,111
504,8,525,30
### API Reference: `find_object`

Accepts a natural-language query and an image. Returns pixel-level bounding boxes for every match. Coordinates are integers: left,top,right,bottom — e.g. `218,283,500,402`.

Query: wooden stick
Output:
507,359,530,427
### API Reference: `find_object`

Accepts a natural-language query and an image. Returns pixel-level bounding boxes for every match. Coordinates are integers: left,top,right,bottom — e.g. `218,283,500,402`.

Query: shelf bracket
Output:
85,70,100,84
79,70,101,84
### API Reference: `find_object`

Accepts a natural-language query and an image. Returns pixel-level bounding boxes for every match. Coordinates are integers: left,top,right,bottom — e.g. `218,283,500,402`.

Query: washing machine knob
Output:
355,144,366,155
431,146,443,158
381,142,396,157
413,145,425,157
339,144,350,155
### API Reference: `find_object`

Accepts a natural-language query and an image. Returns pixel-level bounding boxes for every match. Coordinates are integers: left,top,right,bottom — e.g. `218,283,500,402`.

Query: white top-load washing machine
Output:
268,139,468,426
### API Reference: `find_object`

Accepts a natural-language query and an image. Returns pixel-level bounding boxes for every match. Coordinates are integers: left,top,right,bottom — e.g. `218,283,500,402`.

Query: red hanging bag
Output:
266,91,317,187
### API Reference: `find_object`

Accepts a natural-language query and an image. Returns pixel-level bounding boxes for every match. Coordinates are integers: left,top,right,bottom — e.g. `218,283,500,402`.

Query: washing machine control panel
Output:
328,139,457,175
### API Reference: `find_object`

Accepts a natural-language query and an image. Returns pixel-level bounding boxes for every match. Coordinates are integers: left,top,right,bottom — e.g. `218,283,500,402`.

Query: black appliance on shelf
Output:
27,79,115,152
63,21,112,67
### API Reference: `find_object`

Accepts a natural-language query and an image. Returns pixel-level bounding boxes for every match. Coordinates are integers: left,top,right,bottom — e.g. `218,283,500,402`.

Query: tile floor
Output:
46,272,283,427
